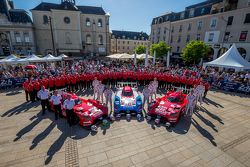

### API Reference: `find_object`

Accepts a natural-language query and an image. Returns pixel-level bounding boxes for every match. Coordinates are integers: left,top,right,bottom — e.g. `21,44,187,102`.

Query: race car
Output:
147,91,187,128
50,91,108,131
114,86,143,120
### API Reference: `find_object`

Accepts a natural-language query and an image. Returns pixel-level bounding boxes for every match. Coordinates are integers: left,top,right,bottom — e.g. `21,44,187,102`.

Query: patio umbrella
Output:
25,64,37,69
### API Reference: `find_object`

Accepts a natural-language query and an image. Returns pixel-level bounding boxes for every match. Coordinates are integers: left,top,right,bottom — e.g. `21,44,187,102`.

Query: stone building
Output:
31,0,110,57
111,30,149,54
0,0,36,57
151,0,250,62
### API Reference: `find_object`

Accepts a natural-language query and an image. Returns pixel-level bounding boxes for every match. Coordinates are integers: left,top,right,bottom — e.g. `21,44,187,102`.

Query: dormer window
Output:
86,18,91,27
134,36,137,40
97,19,102,27
43,15,48,24
122,35,125,39
189,9,194,17
201,8,205,14
180,12,185,19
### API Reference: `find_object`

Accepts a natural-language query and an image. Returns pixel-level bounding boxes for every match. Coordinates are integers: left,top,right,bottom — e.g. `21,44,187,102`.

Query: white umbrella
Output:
106,54,121,59
119,53,133,59
0,54,18,64
137,54,153,59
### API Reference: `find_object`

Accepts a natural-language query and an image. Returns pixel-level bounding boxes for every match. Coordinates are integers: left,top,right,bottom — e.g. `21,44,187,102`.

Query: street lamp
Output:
48,16,56,56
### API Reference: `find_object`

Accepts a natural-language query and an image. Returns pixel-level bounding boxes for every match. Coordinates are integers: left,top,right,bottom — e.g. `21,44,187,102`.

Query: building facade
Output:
151,0,250,62
111,30,149,54
31,0,110,57
0,0,36,57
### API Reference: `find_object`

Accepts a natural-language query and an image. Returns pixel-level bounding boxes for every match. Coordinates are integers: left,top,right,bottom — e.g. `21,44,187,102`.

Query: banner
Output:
218,81,250,94
0,77,27,89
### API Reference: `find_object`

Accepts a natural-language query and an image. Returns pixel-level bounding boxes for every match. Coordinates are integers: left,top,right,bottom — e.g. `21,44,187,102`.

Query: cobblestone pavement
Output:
0,89,250,167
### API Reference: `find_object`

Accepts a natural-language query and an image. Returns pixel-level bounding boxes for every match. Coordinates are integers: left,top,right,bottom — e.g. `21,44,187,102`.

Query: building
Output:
111,30,149,54
31,0,110,57
151,0,250,62
0,0,36,57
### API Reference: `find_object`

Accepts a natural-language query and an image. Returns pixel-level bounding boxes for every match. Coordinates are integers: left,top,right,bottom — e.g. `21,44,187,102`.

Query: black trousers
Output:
25,90,29,102
53,104,62,119
66,109,74,126
41,99,50,115
29,91,35,102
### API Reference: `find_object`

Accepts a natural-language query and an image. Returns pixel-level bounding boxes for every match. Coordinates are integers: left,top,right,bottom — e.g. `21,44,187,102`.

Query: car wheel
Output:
91,125,98,132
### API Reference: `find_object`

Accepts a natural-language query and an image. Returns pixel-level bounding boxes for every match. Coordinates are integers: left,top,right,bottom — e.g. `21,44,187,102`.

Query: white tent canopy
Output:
43,54,61,61
137,54,153,59
58,54,68,58
25,54,43,62
203,44,250,71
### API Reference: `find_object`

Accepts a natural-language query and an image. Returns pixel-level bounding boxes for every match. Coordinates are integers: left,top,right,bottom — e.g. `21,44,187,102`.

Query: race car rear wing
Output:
117,82,138,88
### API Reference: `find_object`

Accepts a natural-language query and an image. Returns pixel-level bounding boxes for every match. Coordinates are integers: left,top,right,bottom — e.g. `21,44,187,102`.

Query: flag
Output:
153,50,156,66
145,48,149,67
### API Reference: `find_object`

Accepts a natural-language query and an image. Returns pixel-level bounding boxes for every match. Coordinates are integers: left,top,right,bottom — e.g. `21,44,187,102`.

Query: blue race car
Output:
114,86,143,120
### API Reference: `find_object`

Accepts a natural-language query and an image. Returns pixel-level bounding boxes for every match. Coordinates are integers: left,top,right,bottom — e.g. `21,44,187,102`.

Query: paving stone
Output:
130,152,149,164
111,157,133,167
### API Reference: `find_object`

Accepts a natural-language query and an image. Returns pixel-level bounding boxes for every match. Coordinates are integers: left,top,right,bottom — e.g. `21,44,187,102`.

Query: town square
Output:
0,0,250,167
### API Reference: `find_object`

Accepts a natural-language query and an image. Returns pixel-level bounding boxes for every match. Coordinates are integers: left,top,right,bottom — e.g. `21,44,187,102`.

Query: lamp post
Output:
48,17,56,56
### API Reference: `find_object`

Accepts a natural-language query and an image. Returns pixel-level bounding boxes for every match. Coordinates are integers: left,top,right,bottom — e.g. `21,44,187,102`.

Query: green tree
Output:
150,41,170,58
181,40,210,65
134,45,146,54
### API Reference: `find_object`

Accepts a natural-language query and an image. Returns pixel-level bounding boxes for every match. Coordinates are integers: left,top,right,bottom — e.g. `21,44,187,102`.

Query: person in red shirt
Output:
55,77,61,90
22,79,30,102
71,75,77,92
49,76,55,91
33,80,41,101
203,81,210,98
27,82,35,102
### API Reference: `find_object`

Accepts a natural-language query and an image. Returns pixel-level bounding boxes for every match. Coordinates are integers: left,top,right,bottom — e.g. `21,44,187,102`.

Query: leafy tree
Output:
134,45,146,54
181,40,210,65
150,41,170,58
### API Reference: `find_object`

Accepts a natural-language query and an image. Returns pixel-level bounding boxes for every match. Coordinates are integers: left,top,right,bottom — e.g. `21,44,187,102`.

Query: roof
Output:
32,2,106,15
152,0,222,25
111,30,149,41
203,44,250,70
77,6,106,15
9,9,32,23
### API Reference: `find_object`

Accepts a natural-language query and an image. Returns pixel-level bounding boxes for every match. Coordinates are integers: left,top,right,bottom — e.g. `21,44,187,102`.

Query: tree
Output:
150,41,170,58
181,40,210,65
134,45,146,54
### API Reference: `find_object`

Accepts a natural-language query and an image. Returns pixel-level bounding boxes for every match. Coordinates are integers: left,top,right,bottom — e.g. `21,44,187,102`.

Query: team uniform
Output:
63,98,76,126
50,94,62,120
104,88,113,111
37,88,50,115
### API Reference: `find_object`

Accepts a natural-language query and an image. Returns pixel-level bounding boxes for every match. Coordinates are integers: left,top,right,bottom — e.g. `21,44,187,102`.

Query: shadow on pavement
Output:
194,111,218,132
170,116,192,134
199,106,224,125
191,118,217,146
1,101,40,117
204,97,224,108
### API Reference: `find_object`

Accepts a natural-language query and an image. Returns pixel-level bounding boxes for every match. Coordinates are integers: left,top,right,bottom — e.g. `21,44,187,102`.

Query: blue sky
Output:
13,0,203,34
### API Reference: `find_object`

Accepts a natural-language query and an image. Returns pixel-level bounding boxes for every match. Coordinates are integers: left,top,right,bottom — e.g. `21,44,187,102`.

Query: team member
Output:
142,85,151,109
63,94,75,126
22,79,29,102
92,77,99,100
27,81,35,102
103,86,113,112
151,77,159,100
50,90,62,120
185,90,196,116
33,79,41,101
37,86,50,115
97,82,105,103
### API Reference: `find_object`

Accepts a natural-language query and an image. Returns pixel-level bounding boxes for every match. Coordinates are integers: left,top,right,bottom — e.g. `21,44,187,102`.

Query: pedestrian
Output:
142,85,151,109
50,90,62,120
22,78,29,102
97,81,105,103
104,85,113,112
37,86,50,115
63,94,75,126
151,77,159,100
92,77,99,100
185,90,196,116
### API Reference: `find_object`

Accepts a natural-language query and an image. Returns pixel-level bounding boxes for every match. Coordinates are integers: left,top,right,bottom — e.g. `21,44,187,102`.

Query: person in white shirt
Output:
92,77,99,100
37,86,50,115
50,91,62,120
142,85,151,109
63,94,76,126
185,90,196,116
104,86,113,111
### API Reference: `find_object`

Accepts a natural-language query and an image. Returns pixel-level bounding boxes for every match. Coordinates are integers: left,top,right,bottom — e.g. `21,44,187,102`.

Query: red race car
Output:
147,91,187,128
50,92,108,131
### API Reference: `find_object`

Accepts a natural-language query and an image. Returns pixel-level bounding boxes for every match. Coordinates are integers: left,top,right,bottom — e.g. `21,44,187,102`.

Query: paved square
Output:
0,89,250,167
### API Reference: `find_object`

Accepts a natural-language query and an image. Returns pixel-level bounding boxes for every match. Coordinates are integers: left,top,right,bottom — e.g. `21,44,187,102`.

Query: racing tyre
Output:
91,125,98,132
146,115,151,121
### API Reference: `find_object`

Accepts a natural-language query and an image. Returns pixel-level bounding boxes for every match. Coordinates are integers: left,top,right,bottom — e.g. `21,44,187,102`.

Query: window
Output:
180,12,185,19
163,36,166,41
171,27,174,33
248,0,250,6
15,32,21,43
134,42,136,45
177,46,180,52
197,34,201,40
244,13,250,24
170,36,173,43
97,19,102,27
86,18,91,26
118,46,120,49
134,36,137,40
197,21,202,30
65,32,72,44
86,34,91,44
189,9,194,17
24,32,30,43
123,46,125,49
224,32,230,42
127,41,129,44
201,8,205,14
118,41,120,44
122,35,125,39
164,28,167,34
123,41,125,44
157,28,161,34
179,25,182,32
43,15,48,24
188,23,192,31
239,31,248,41
227,16,234,26
186,35,190,42
98,35,103,45
208,33,214,42
210,18,217,28
177,35,181,43
127,46,129,49
64,17,70,24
